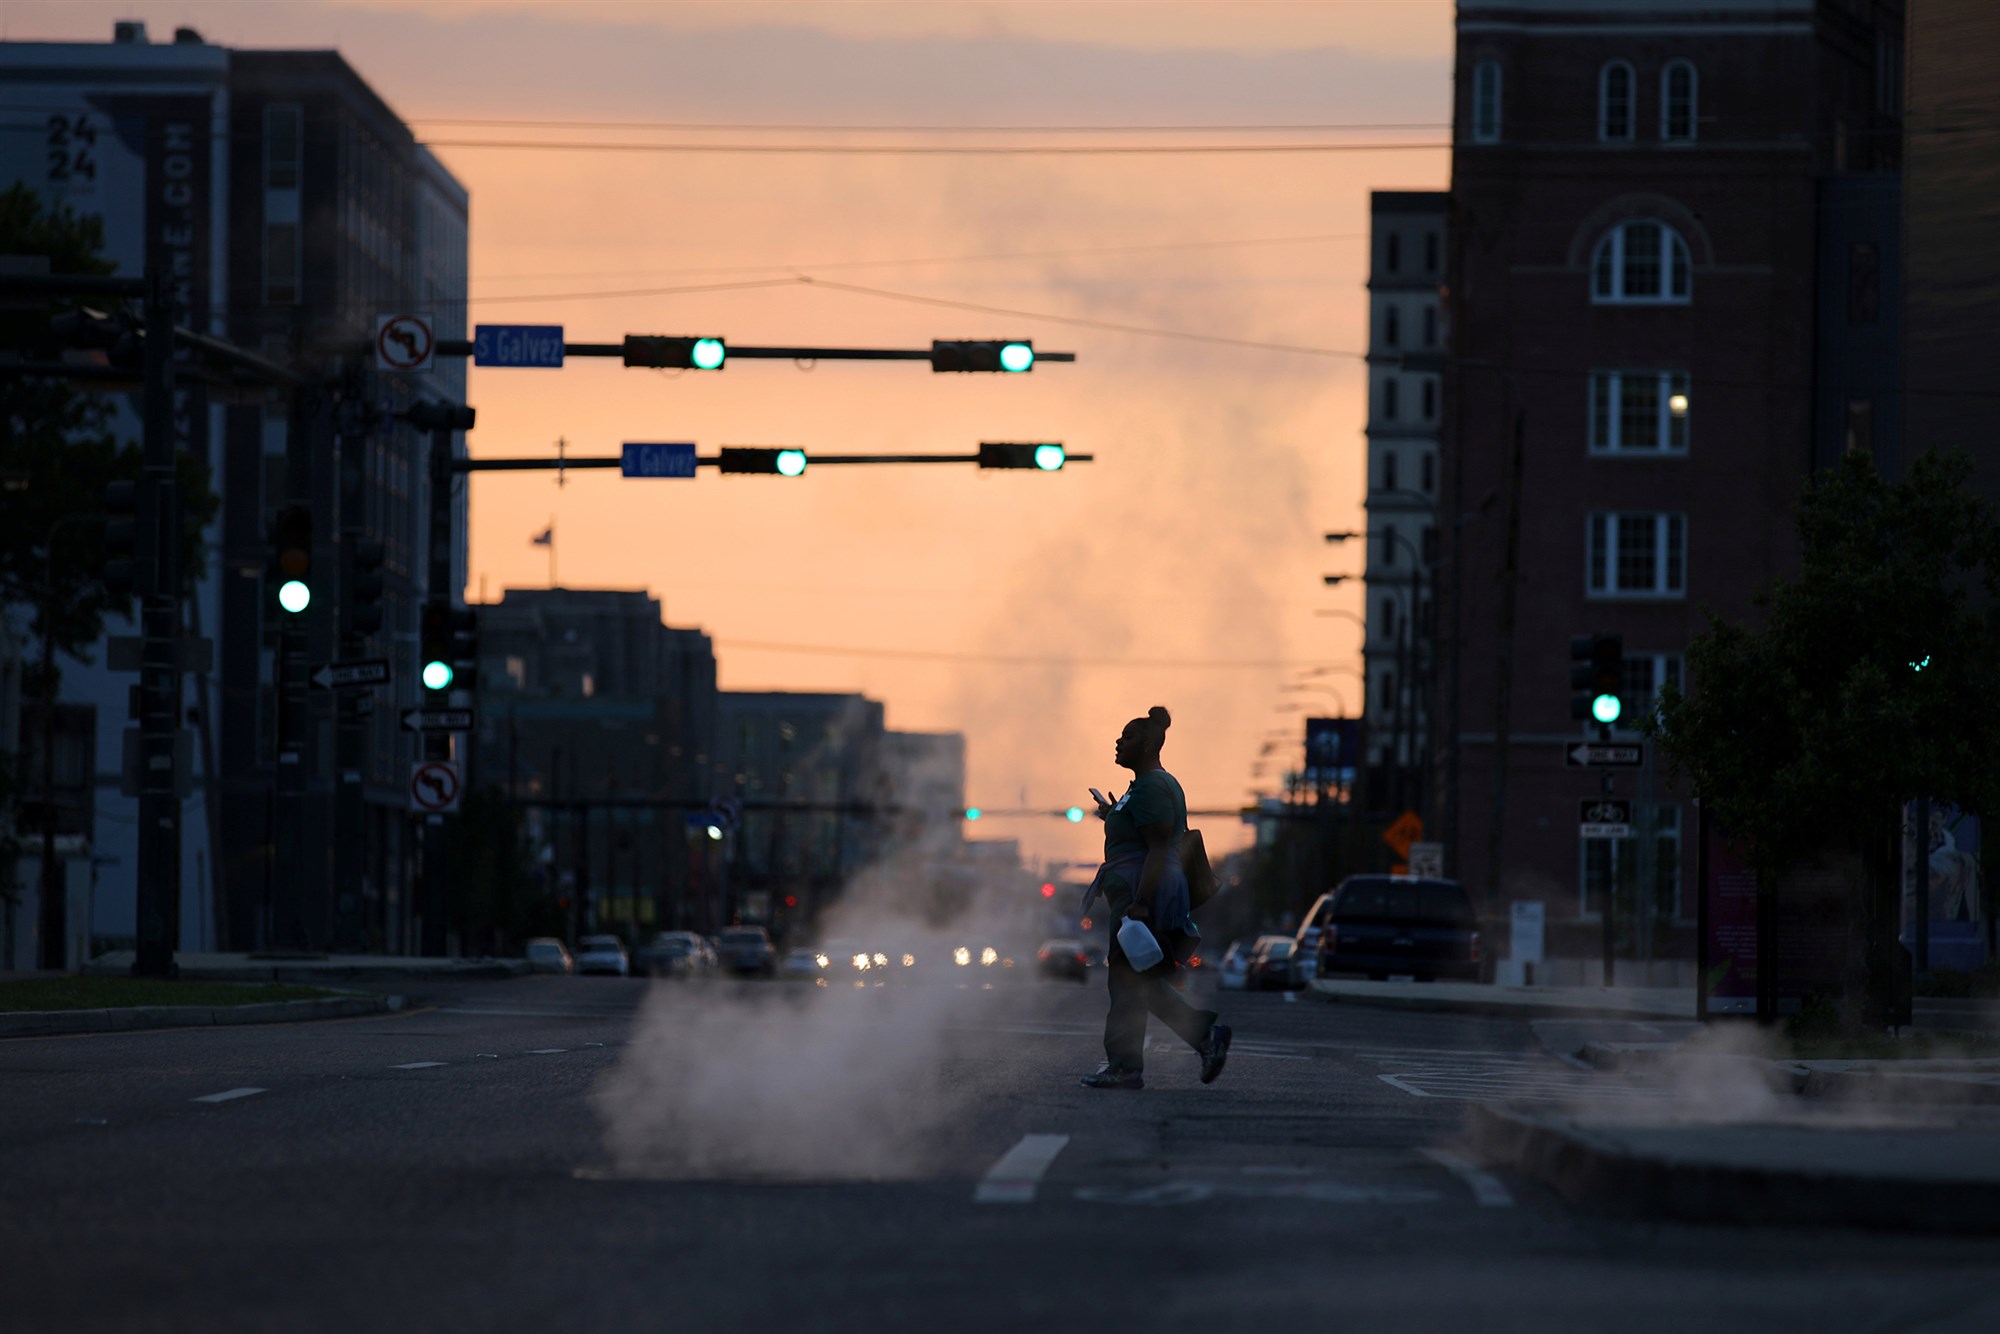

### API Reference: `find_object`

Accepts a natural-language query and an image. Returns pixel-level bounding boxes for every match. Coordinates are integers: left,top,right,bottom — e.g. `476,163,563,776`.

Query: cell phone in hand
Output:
1089,787,1108,808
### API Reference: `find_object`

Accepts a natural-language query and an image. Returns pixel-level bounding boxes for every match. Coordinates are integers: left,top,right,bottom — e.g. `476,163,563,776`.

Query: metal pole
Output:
420,424,454,956
37,556,62,970
335,398,368,951
1483,409,1526,919
132,249,182,978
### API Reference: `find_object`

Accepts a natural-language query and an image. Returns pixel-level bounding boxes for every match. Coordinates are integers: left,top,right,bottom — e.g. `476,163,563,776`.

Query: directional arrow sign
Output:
311,658,391,690
1565,742,1643,767
401,708,475,733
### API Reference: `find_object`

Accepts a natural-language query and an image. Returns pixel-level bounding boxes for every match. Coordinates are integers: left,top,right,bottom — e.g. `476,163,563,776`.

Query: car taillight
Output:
1469,931,1482,962
1187,955,1202,968
1323,926,1338,952
1074,951,1088,965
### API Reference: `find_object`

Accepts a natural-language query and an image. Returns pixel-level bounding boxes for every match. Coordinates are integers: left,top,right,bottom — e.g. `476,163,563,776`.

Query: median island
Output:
0,977,341,1013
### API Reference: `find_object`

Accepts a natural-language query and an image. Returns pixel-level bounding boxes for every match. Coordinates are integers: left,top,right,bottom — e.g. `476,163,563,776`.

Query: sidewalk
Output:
1468,1101,2000,1233
0,990,397,1040
1578,1040,2000,1106
1308,975,1693,1021
82,951,528,983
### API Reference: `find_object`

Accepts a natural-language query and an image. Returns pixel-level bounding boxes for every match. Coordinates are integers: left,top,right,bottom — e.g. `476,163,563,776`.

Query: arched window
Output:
1472,61,1502,143
1662,61,1698,142
1592,220,1692,304
1599,61,1635,141
1384,305,1401,347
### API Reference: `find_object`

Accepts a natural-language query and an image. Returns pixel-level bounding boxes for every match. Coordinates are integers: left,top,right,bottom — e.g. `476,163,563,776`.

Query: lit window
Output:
1471,61,1502,144
1599,62,1635,142
1662,61,1698,142
1587,512,1686,597
1588,371,1691,453
1592,220,1692,304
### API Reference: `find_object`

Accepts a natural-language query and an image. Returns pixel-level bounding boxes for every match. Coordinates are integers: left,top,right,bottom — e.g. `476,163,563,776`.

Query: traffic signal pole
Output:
131,256,181,978
421,421,456,956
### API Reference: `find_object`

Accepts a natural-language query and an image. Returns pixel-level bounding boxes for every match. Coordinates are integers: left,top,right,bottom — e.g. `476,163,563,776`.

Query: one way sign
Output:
401,708,475,733
1565,742,1643,767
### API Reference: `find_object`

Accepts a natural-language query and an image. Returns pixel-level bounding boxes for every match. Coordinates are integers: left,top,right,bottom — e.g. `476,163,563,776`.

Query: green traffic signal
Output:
1033,444,1066,472
1065,806,1084,823
277,579,311,614
422,660,454,691
999,342,1034,373
1591,692,1623,725
691,337,726,370
964,807,982,821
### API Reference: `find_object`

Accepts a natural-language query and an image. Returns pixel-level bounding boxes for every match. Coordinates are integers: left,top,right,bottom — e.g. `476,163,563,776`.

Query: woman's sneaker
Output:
1199,1023,1232,1084
1080,1062,1144,1090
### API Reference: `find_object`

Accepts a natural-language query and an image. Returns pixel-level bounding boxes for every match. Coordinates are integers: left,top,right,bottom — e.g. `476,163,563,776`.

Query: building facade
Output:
0,23,468,962
1439,0,1905,959
1362,191,1447,823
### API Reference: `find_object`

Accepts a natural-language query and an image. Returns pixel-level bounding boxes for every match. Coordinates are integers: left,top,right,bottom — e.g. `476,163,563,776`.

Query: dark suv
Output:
1298,876,1483,983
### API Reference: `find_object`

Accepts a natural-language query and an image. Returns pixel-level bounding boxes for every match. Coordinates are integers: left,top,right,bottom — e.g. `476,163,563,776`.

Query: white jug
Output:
1117,917,1165,971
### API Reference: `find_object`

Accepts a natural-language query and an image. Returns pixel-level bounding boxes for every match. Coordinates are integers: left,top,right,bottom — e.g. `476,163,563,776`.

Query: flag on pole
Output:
530,524,553,546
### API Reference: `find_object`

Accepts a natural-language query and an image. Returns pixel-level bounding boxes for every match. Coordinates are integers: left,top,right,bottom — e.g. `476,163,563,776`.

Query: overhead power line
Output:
421,137,1451,156
406,115,1453,134
716,639,1316,669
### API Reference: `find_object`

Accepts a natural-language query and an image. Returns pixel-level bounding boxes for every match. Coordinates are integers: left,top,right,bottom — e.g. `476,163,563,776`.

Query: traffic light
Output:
931,340,1034,373
405,400,476,433
272,505,312,615
347,537,385,636
718,447,807,476
1570,633,1625,728
1064,806,1085,823
963,807,982,821
1040,883,1056,898
420,602,476,693
102,479,144,597
977,442,1066,471
623,335,726,370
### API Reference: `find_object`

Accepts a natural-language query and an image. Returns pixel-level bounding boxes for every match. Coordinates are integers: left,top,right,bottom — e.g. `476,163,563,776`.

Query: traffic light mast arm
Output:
448,450,1092,473
431,339,1075,363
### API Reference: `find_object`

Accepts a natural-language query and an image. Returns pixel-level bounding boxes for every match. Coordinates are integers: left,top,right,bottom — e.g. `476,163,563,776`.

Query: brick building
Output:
1439,0,1906,960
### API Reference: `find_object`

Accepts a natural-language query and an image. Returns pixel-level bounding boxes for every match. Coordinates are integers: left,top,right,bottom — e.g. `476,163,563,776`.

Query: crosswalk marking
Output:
975,1133,1071,1204
1419,1148,1515,1207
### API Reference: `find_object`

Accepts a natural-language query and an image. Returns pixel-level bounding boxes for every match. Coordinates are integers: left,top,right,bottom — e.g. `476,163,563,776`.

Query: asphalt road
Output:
4,972,1998,1333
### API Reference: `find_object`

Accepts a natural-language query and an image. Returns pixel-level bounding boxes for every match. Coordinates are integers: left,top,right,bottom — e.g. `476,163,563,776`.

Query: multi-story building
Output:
1361,191,1447,822
0,23,468,961
1439,0,1905,961
474,588,718,938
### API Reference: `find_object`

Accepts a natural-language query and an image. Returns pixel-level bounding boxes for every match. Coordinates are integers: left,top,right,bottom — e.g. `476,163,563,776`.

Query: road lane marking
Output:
1284,991,1297,1003
1419,1148,1515,1207
191,1087,266,1104
974,1133,1070,1204
391,1061,447,1070
528,1048,567,1054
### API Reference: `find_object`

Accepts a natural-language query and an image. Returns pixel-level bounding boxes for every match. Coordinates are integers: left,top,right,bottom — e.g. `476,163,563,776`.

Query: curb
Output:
1307,980,1692,1022
0,992,396,1040
1578,1042,2000,1106
1467,1103,2000,1233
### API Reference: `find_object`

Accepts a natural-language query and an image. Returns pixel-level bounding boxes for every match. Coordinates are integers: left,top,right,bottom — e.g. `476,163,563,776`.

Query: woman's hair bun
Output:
1147,706,1171,731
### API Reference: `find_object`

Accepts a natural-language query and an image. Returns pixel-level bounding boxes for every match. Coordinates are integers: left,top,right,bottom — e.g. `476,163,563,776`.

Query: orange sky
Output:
17,1,1452,866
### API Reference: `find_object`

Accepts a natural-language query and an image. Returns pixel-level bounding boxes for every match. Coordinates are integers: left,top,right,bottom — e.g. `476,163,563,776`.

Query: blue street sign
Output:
621,443,698,478
472,324,565,368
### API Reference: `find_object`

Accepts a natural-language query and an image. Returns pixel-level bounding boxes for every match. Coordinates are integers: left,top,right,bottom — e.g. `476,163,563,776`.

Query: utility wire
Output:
405,116,1453,134
420,137,1451,156
716,639,1317,669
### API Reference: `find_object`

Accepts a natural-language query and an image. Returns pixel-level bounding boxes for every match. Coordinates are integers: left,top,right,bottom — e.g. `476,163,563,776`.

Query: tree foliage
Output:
1651,450,2000,880
0,183,215,692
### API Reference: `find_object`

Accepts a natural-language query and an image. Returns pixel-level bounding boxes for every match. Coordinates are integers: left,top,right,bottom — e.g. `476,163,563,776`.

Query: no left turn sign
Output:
376,313,435,371
409,759,461,813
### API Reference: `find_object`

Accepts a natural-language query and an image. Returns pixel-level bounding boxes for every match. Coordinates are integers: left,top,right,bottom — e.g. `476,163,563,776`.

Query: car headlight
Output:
980,947,998,967
902,953,915,968
852,953,871,972
953,947,971,966
814,954,829,969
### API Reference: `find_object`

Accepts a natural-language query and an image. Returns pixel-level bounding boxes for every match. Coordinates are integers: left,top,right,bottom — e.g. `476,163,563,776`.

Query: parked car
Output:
716,926,776,977
1246,935,1300,990
1302,876,1483,983
639,930,714,978
1294,925,1323,985
1215,938,1254,991
523,937,572,975
1036,937,1091,983
573,934,630,977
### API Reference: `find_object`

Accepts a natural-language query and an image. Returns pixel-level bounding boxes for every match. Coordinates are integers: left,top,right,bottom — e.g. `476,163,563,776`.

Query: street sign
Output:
473,324,564,368
310,657,390,690
621,442,698,478
1510,900,1546,965
1382,810,1424,860
1407,841,1444,879
1565,741,1643,767
1580,798,1633,838
401,707,476,733
409,759,462,814
375,313,434,371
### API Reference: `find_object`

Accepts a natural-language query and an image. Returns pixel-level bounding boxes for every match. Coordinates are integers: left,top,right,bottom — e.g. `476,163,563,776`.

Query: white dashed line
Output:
391,1061,447,1070
1419,1147,1515,1207
191,1087,266,1104
527,1048,567,1055
974,1133,1071,1204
